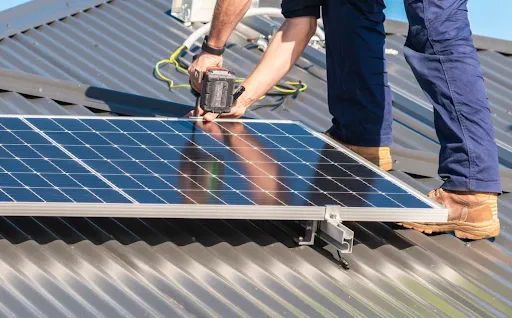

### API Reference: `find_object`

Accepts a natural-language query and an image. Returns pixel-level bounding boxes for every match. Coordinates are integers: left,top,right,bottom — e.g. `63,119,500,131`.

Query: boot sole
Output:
397,220,500,240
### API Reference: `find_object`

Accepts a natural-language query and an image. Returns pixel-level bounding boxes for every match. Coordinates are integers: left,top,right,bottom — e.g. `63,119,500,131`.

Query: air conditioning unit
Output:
171,0,260,25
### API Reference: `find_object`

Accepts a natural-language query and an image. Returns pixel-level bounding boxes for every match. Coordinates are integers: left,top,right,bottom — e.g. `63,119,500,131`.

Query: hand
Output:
185,99,250,122
188,52,223,93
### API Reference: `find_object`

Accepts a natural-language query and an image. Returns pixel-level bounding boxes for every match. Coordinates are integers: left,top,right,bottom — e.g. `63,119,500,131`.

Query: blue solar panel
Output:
0,116,433,209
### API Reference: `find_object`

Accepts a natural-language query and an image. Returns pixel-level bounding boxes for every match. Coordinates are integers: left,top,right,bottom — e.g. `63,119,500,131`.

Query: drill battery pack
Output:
199,68,237,114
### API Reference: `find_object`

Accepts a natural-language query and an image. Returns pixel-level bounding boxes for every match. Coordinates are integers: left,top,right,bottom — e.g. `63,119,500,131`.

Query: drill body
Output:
199,68,237,114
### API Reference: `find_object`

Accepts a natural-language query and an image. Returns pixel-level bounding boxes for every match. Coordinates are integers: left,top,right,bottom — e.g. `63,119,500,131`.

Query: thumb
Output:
203,112,220,122
185,107,204,118
184,109,195,118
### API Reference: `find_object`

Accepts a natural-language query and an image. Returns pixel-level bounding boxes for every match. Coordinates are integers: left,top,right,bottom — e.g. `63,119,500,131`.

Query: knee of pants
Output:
404,0,475,55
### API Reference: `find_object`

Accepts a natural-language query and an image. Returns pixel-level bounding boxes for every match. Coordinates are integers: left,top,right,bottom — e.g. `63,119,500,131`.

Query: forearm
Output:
237,17,317,107
207,0,253,47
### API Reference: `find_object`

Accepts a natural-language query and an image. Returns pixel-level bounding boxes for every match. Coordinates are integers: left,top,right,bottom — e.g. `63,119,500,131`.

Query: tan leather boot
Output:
398,189,500,240
324,132,393,171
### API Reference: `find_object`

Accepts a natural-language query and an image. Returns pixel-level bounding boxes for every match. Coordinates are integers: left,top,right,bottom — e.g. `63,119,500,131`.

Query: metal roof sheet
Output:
0,1,511,317
0,90,94,116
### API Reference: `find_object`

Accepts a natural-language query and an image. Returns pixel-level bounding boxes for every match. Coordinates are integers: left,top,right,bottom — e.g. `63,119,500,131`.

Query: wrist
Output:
235,92,257,108
238,81,261,105
202,35,225,56
206,37,225,48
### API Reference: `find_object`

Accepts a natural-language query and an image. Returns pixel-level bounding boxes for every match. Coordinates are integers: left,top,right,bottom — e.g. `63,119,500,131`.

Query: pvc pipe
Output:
183,7,325,48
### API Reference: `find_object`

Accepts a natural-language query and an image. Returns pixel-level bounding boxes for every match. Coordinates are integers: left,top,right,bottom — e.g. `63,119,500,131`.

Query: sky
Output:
1,0,511,41
384,0,512,41
0,0,30,11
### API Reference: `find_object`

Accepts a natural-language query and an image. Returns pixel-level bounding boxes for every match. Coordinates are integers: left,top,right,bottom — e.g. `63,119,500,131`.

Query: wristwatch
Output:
201,35,226,56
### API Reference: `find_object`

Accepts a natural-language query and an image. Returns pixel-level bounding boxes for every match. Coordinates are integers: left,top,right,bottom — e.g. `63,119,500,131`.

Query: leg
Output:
323,0,393,148
403,0,500,193
400,0,501,239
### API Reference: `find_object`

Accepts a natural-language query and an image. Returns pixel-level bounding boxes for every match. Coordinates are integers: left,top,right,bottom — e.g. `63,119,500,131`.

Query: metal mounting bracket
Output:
294,206,354,254
296,220,318,245
321,205,354,253
317,218,354,254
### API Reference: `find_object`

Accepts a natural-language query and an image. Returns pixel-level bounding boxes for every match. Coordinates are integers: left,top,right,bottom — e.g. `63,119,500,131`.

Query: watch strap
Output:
201,35,225,56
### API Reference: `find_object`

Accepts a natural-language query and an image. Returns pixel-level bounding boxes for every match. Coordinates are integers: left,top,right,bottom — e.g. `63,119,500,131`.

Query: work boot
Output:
324,132,393,171
398,189,500,240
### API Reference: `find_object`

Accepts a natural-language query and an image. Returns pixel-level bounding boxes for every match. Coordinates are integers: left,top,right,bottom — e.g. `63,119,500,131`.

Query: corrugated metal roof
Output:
0,1,511,317
0,90,95,116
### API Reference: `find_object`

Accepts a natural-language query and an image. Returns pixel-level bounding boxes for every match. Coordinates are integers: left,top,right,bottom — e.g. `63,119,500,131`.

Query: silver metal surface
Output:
296,220,317,245
0,114,297,123
317,218,354,254
0,202,326,220
0,202,448,222
296,219,354,254
325,206,448,222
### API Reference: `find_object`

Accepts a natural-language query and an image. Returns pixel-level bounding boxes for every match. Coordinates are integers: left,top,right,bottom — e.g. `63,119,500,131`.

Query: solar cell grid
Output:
0,117,435,211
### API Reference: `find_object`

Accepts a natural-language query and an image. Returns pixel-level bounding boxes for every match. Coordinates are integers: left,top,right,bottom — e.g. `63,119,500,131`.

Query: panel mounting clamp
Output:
318,217,354,254
296,220,318,246
295,206,354,254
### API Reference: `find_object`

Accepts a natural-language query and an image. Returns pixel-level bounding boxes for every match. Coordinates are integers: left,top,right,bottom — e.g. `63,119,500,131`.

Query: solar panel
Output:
0,115,447,222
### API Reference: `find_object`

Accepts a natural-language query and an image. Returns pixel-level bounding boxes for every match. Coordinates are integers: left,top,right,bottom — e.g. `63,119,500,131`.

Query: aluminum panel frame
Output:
0,203,449,222
0,203,326,219
0,115,449,222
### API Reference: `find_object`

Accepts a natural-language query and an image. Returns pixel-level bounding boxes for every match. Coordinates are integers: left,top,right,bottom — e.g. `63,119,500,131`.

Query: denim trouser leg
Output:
403,0,501,193
323,0,393,147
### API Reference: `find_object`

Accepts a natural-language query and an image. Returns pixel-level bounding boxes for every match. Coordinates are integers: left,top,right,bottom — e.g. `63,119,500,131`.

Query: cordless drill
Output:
191,61,244,114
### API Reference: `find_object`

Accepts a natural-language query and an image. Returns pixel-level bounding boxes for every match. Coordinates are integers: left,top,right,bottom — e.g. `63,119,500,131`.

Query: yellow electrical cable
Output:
155,45,190,89
155,46,308,98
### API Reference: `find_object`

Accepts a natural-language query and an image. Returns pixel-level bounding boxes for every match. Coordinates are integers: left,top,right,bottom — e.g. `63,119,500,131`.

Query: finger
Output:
184,109,195,118
222,114,242,119
190,80,201,94
193,106,205,117
185,105,204,118
221,108,245,119
188,60,198,74
203,112,220,122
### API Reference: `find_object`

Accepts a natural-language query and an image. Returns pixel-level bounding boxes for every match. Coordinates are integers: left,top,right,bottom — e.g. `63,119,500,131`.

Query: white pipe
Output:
183,7,325,48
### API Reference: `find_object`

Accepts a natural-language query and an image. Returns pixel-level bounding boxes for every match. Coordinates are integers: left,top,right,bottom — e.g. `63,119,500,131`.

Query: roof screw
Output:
337,250,349,270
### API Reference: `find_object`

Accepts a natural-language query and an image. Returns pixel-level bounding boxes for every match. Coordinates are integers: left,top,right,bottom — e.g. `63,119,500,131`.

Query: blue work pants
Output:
323,0,501,193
